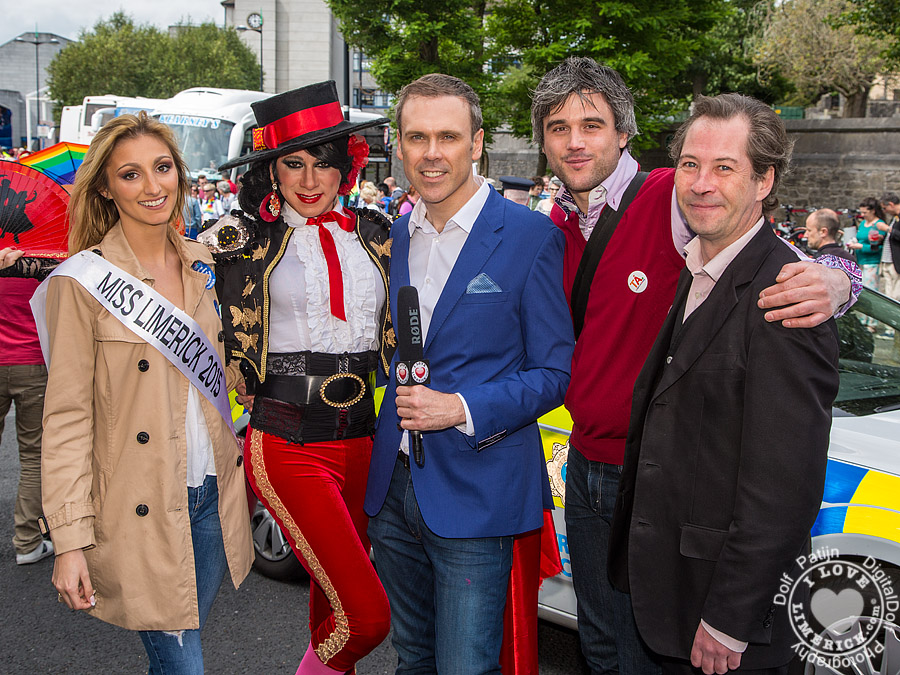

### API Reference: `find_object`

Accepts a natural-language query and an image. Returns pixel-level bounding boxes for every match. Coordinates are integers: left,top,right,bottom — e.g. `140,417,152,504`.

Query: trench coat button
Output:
137,359,150,372
218,330,225,342
136,504,149,517
236,455,243,467
136,431,150,444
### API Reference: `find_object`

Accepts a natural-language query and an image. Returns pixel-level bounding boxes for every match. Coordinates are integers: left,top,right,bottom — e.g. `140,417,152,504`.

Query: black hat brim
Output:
218,116,389,172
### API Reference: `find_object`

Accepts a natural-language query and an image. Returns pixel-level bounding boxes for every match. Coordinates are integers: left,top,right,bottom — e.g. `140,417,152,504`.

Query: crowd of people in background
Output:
800,193,900,303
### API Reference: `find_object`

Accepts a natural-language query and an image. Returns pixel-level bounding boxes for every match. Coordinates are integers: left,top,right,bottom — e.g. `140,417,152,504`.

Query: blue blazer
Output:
364,188,574,538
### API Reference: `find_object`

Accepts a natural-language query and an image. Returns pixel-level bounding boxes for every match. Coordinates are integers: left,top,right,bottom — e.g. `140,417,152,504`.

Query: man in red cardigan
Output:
530,57,860,675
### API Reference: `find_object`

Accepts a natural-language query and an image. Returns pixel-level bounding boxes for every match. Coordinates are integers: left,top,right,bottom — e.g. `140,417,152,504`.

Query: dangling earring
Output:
259,180,281,222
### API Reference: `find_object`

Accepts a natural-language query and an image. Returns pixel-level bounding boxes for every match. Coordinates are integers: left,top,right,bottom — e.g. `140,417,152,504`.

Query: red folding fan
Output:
0,163,70,259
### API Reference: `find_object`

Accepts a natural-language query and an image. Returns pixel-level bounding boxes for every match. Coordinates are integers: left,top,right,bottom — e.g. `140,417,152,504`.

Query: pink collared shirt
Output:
682,219,765,323
554,149,691,253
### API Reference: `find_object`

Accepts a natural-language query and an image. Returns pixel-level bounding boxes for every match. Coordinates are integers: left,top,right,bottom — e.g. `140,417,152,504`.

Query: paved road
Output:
0,411,588,673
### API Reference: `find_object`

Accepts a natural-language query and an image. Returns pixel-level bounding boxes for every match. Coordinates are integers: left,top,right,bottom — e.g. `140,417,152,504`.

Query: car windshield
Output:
834,288,900,416
155,114,234,175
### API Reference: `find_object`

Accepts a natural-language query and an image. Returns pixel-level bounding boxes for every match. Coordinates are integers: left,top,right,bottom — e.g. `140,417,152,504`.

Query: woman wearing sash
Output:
38,112,253,674
201,81,392,674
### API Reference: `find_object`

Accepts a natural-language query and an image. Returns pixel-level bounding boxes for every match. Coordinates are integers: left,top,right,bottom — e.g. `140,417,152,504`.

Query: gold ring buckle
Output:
319,373,366,408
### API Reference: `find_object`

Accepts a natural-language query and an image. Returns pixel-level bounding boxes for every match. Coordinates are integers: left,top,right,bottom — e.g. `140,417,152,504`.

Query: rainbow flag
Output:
19,142,89,187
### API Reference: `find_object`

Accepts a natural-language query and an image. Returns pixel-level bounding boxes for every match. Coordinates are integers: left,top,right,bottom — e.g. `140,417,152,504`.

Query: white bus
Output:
59,95,167,144
150,88,270,182
61,88,390,183
152,87,389,182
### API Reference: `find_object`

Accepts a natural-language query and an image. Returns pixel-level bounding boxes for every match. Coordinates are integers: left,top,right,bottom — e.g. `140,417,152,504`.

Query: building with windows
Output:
221,0,393,181
221,0,391,116
0,31,72,150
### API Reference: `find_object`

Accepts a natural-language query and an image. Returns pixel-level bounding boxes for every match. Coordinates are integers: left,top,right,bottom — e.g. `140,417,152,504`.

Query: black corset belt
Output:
249,351,377,445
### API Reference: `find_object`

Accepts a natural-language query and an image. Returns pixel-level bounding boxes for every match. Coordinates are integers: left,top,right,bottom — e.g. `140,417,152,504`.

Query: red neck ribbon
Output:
305,210,356,321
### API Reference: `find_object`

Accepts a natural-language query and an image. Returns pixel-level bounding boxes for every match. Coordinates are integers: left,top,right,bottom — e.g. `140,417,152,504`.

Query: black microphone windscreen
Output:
396,285,424,360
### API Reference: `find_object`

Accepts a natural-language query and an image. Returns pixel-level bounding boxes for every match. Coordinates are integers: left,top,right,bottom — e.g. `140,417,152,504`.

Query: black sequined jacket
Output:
198,208,395,383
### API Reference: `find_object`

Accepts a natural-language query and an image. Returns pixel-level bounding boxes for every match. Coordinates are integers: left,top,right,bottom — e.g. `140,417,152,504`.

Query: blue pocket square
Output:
466,273,503,294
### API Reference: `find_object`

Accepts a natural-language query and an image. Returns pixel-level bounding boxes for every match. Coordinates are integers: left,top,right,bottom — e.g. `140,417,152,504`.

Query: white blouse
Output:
267,202,385,354
185,384,215,487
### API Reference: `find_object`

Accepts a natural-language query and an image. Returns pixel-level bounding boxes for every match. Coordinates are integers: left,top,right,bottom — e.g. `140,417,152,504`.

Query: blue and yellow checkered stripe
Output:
812,459,900,544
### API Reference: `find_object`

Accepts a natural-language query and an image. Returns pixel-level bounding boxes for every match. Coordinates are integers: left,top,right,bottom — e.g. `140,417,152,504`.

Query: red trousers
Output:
245,428,390,672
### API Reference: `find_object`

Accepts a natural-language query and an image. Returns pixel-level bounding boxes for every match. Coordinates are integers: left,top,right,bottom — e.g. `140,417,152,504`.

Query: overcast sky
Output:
3,0,225,44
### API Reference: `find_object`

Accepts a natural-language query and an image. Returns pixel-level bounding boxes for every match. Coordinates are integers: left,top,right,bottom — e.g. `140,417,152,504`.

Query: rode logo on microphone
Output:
407,308,421,345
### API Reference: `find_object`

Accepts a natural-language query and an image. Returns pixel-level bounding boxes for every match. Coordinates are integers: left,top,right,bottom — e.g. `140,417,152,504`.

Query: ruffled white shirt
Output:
268,201,385,354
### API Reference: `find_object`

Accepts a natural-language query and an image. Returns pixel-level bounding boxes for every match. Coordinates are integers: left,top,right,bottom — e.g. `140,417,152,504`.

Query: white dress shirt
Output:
398,175,492,453
268,201,384,354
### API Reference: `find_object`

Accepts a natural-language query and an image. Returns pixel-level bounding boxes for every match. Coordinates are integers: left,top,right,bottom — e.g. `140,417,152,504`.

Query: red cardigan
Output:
552,168,684,465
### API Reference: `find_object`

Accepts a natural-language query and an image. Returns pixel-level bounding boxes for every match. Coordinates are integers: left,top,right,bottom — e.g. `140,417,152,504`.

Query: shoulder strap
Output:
570,171,649,339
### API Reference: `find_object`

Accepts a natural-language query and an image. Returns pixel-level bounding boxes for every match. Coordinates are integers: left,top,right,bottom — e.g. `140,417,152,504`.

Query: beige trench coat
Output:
40,223,253,631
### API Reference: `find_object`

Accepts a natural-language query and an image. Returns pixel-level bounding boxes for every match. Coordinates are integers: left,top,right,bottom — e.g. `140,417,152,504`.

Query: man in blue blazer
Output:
365,74,574,674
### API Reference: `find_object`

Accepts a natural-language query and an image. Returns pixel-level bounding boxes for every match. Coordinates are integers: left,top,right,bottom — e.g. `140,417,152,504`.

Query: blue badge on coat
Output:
192,260,216,289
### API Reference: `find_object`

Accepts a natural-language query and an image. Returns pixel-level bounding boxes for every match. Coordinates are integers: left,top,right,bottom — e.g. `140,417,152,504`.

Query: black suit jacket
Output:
889,216,900,274
608,225,839,669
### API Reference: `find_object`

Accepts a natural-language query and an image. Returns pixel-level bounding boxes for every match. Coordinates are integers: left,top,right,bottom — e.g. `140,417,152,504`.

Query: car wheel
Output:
249,499,307,582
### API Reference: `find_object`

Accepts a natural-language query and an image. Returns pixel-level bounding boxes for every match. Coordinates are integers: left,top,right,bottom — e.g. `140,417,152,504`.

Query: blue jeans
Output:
564,446,660,675
368,457,513,675
139,475,228,675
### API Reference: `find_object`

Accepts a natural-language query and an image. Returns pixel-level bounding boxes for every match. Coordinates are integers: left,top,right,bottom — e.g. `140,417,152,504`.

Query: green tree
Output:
679,0,793,104
750,0,886,117
47,13,260,115
487,0,726,152
842,0,900,68
164,23,261,93
326,1,500,135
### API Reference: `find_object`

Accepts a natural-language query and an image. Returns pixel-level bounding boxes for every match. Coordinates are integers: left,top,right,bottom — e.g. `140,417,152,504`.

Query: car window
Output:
835,289,900,416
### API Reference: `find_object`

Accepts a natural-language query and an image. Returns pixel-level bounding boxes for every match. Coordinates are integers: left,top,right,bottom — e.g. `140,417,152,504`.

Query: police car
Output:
538,286,900,675
238,288,900,673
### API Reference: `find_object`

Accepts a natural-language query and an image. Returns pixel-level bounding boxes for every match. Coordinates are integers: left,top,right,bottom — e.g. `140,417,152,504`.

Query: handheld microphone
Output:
395,285,430,467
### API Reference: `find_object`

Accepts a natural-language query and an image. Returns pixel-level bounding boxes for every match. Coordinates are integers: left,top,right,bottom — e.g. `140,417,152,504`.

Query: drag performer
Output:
34,112,253,673
203,81,392,674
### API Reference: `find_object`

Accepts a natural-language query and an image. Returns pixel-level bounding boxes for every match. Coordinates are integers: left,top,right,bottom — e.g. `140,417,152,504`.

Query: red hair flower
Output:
340,134,371,195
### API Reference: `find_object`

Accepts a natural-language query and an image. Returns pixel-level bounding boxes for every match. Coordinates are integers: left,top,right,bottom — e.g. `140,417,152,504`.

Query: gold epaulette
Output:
198,214,256,260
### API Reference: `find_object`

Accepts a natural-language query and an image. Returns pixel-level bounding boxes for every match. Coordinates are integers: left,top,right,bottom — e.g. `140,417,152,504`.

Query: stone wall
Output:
779,118,900,211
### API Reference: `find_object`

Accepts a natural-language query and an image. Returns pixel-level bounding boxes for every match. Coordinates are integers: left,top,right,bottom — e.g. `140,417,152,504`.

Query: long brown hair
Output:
68,112,189,254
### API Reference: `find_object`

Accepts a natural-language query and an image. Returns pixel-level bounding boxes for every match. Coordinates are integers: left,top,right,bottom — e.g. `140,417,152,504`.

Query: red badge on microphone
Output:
395,359,430,386
396,362,410,385
412,361,430,384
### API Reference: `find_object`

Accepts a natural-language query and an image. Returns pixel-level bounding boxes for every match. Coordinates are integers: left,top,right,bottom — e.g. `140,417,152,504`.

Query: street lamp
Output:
237,12,264,92
15,28,59,150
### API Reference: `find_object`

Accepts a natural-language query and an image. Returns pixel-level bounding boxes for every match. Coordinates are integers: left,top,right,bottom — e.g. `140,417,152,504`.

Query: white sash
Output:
31,250,234,432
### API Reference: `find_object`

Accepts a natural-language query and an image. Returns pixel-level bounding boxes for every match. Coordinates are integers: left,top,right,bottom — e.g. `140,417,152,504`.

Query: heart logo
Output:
397,364,408,383
411,360,429,383
810,588,864,634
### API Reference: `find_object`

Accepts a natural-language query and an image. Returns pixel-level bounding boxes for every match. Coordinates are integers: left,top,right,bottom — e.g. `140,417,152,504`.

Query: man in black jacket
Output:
804,208,857,263
609,94,840,675
880,193,900,301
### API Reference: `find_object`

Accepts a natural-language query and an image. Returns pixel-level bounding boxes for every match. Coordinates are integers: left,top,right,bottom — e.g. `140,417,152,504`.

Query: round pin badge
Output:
627,270,648,294
411,361,430,384
192,260,216,289
396,362,410,385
